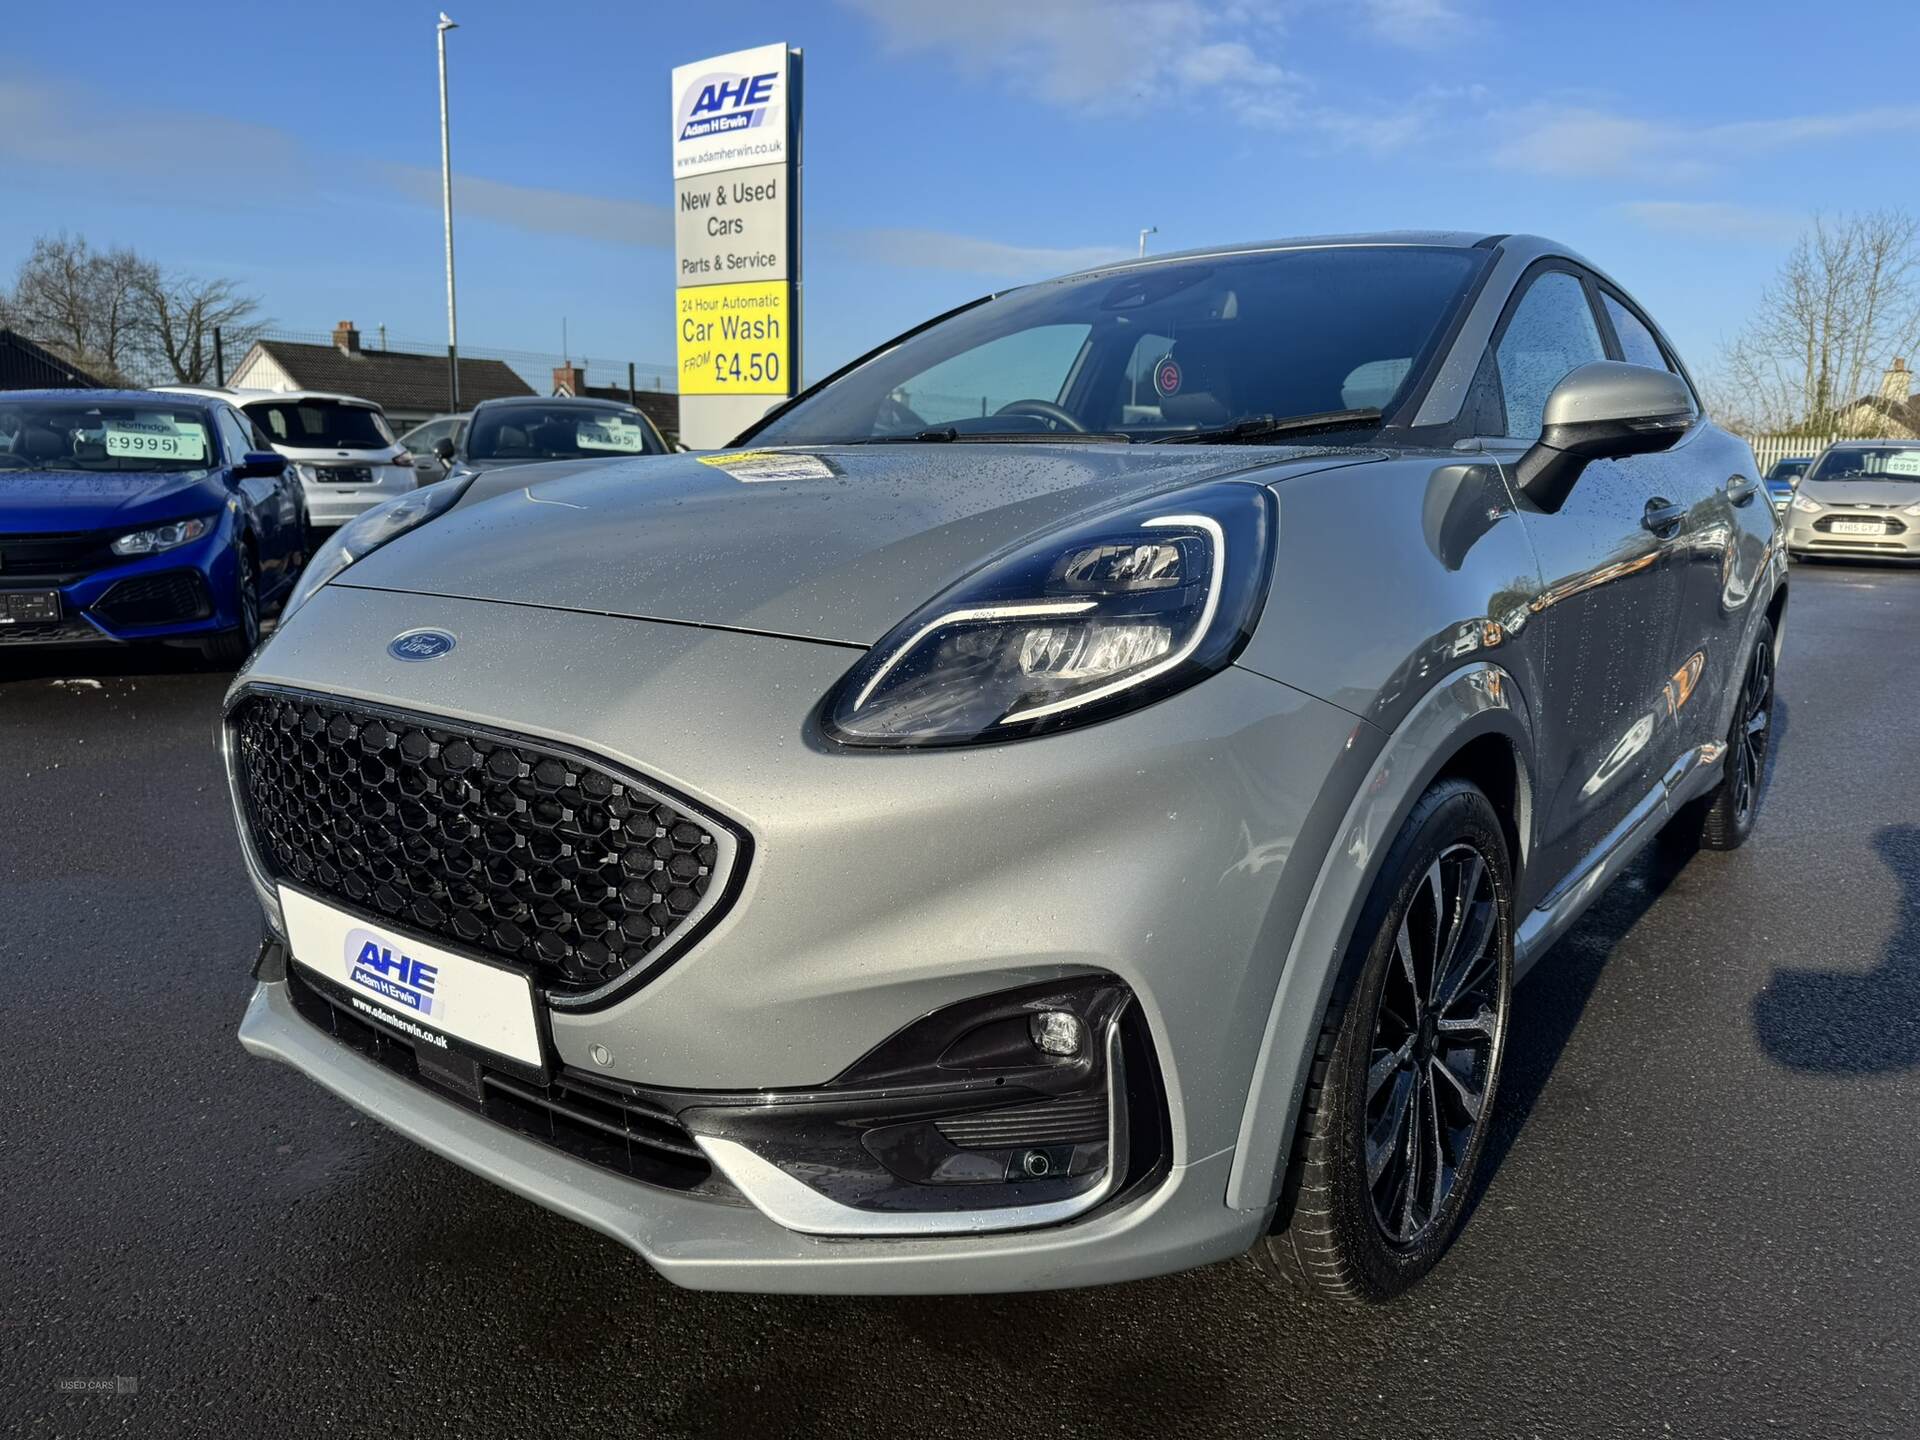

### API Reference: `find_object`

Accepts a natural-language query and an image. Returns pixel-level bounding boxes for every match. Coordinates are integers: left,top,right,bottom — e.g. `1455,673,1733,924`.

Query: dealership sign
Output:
671,43,801,428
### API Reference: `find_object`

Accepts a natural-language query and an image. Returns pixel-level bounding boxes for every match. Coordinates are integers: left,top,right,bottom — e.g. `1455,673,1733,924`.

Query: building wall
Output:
227,347,297,393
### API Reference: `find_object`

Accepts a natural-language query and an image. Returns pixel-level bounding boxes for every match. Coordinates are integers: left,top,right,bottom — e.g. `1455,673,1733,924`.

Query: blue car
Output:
0,389,308,664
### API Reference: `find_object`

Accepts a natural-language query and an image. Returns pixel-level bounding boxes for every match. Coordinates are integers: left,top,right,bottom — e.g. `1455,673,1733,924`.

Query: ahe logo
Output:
678,70,778,142
346,927,442,1019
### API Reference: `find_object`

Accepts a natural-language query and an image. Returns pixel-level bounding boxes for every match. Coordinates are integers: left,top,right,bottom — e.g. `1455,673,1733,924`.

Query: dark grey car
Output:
225,233,1785,1300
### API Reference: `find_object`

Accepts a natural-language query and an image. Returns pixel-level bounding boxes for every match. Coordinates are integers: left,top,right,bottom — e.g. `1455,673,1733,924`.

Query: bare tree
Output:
134,270,264,385
1716,211,1920,433
2,233,157,383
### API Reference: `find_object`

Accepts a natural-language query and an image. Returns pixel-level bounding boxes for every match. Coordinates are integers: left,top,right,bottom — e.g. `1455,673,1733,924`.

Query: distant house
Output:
1828,358,1920,439
227,323,534,430
550,363,680,445
0,329,106,391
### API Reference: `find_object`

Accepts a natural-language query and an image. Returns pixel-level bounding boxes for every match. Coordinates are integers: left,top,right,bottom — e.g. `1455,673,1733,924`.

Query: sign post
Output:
671,43,802,449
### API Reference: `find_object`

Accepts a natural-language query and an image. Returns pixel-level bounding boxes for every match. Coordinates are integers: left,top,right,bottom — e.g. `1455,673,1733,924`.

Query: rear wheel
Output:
201,543,260,667
1259,779,1514,1302
1673,617,1775,852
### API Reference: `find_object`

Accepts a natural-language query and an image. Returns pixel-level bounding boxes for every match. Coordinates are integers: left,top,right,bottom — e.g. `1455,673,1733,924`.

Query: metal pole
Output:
437,13,461,413
627,362,636,407
1138,226,1157,258
213,327,225,386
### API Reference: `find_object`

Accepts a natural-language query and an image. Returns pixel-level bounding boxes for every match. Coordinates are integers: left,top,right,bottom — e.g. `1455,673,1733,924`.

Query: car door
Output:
1473,265,1694,901
1595,286,1770,762
217,407,289,583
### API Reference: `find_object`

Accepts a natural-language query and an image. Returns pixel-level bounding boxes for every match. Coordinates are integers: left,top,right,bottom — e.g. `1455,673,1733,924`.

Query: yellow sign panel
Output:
677,281,791,396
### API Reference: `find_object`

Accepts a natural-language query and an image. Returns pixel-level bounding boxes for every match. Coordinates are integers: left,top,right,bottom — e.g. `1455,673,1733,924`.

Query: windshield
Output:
0,399,216,473
1807,446,1920,483
1766,459,1809,481
245,399,395,451
464,405,664,460
750,245,1487,446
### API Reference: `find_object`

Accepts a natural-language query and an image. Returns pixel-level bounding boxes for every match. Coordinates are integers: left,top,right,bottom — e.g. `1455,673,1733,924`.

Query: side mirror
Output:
1514,361,1694,512
434,436,457,462
234,450,288,479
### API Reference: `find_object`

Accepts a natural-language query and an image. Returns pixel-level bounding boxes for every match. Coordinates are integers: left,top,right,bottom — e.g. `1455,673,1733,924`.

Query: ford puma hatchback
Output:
224,233,1785,1300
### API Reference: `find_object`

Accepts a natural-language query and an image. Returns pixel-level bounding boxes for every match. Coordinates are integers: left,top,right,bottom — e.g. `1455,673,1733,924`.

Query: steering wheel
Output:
994,399,1088,433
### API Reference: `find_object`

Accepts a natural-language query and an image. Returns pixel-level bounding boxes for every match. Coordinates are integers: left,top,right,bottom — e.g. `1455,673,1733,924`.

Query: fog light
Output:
1029,1010,1086,1057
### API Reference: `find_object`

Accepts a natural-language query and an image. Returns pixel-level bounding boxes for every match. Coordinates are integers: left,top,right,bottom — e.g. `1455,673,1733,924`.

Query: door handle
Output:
1725,475,1759,506
1641,498,1686,534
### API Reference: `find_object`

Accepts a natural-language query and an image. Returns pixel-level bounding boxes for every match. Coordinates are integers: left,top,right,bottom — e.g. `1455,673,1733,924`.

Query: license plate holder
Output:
279,886,547,1078
1831,519,1885,536
0,589,62,625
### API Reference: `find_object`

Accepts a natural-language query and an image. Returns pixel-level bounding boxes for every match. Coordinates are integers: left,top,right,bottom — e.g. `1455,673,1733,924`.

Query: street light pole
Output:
1138,226,1157,258
437,12,461,413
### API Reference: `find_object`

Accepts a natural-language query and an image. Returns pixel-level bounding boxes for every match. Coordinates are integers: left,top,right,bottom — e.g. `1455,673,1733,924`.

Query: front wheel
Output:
201,543,260,667
1259,779,1515,1302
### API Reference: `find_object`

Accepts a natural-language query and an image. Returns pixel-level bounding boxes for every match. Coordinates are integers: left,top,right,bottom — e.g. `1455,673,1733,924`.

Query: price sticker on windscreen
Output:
575,420,652,453
1885,451,1920,476
103,417,207,462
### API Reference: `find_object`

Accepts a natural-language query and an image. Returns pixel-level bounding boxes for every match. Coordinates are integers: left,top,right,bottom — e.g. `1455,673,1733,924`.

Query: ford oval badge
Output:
388,628,457,662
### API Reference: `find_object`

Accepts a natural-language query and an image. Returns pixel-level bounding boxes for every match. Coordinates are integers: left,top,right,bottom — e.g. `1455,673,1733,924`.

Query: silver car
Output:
223,233,1785,1301
1783,439,1920,559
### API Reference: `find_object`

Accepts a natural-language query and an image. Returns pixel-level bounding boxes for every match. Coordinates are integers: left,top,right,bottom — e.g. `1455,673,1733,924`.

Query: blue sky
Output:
2,0,1914,393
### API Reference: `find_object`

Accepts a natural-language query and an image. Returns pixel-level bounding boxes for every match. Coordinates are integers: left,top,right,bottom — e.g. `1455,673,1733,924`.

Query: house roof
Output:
238,339,534,414
564,382,679,439
1836,392,1920,438
0,329,107,390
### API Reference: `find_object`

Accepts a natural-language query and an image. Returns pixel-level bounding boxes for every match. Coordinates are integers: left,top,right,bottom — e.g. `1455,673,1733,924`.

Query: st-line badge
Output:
387,628,456,662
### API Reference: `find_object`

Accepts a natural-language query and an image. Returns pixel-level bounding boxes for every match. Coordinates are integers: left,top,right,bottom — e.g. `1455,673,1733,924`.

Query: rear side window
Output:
1495,271,1608,439
1602,294,1671,374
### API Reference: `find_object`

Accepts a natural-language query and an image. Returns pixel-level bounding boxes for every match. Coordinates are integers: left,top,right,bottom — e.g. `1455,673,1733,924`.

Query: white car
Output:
163,387,419,528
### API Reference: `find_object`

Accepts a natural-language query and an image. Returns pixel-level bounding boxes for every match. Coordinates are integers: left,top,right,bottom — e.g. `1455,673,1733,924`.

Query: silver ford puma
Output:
224,233,1785,1301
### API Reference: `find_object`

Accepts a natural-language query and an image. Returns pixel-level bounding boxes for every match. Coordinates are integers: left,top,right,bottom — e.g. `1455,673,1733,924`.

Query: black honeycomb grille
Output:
231,692,735,997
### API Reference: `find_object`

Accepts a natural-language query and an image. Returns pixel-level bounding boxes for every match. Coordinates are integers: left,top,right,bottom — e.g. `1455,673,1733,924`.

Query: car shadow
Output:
1751,821,1920,1074
1462,695,1791,1219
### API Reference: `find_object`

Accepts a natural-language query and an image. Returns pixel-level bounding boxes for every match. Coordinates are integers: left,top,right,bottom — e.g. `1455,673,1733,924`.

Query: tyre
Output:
1259,778,1514,1303
201,543,261,667
1672,616,1775,852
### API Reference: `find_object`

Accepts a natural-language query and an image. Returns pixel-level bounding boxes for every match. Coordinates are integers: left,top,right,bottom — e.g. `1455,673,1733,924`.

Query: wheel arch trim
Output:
1224,660,1534,1212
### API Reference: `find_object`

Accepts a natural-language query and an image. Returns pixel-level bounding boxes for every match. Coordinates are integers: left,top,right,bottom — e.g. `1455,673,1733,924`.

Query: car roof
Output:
158,384,384,410
1,387,229,409
470,395,639,411
1045,230,1607,286
1818,438,1917,449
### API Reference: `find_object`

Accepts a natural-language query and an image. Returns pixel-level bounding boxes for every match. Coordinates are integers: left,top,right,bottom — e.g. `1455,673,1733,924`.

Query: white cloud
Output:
839,228,1128,278
838,0,1300,123
0,76,301,180
1493,102,1920,181
1358,0,1469,48
1617,201,1800,242
384,165,674,249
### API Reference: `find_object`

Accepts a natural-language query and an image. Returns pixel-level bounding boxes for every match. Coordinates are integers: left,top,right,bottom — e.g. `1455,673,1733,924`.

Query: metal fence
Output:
1735,431,1916,474
226,327,676,398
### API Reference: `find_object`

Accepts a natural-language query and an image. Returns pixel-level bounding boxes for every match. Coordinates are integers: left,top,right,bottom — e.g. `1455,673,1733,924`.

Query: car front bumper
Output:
1785,514,1920,558
0,517,243,647
227,582,1371,1291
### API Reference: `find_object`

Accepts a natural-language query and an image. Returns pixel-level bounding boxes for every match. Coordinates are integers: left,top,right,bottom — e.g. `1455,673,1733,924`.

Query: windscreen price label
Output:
103,419,207,461
677,280,790,396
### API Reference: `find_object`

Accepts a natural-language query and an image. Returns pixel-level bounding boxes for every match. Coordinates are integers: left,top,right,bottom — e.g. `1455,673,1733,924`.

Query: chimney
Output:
332,321,361,356
552,362,586,397
1882,357,1912,404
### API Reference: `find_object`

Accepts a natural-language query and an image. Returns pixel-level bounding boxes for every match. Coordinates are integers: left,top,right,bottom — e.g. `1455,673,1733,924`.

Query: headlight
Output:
824,480,1274,747
111,516,214,556
291,462,320,484
1790,493,1823,514
280,475,474,622
1903,501,1920,518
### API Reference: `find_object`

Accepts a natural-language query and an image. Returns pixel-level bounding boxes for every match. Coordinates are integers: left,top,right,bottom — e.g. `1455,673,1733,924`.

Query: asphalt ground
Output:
2,560,1916,1439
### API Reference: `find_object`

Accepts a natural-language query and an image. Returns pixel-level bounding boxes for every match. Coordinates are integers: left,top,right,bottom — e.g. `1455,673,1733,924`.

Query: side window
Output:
1602,294,1671,374
1494,270,1608,439
886,324,1090,431
215,408,252,462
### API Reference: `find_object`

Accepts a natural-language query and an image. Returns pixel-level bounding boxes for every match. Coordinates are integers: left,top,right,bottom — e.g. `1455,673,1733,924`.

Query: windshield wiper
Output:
843,428,1133,445
1151,408,1383,444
